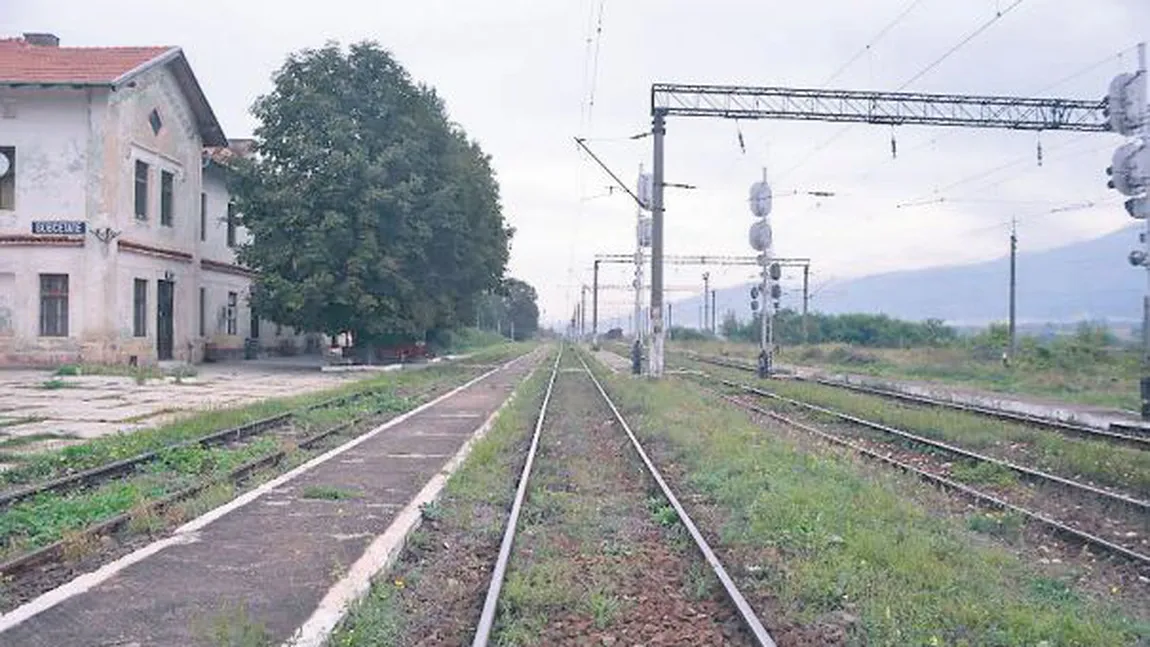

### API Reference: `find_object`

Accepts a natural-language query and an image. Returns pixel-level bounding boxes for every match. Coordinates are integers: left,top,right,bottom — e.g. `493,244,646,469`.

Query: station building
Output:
0,33,309,366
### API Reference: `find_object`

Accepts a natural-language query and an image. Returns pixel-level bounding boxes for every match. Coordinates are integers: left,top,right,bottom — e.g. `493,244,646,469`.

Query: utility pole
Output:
802,264,810,345
580,286,588,339
711,290,717,334
1008,218,1017,359
702,272,710,333
650,111,667,377
592,259,600,348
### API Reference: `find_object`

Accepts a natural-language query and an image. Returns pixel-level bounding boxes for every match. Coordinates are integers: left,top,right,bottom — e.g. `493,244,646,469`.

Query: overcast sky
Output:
5,0,1149,326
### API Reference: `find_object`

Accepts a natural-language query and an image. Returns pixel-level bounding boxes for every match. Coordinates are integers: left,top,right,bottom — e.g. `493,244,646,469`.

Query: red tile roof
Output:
0,38,175,85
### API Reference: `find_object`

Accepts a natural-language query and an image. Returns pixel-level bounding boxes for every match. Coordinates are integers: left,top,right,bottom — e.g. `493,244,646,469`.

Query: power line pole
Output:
1008,217,1017,359
711,290,717,334
802,264,810,345
580,286,588,339
592,259,600,347
702,272,710,333
650,111,667,377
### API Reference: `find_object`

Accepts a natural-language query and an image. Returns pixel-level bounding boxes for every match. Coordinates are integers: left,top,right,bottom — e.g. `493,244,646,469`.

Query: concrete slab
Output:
0,360,393,453
0,351,539,647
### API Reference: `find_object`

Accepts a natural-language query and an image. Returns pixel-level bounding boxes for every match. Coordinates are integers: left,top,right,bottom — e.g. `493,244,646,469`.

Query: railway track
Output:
680,351,1150,449
0,372,474,589
0,390,364,510
687,373,1150,569
471,347,777,647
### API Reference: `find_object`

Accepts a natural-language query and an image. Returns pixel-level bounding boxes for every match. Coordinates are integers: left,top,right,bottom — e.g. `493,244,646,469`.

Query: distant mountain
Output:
596,225,1147,331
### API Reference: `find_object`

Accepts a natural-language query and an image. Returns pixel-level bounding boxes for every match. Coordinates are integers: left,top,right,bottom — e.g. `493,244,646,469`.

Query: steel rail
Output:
580,354,778,647
735,381,1150,513
682,351,1150,449
472,347,563,647
0,391,365,510
0,376,462,579
707,385,1150,567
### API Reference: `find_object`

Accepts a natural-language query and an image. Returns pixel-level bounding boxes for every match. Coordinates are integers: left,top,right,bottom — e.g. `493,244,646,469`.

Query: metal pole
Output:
580,286,588,339
702,272,710,334
711,290,717,334
635,162,646,347
1139,42,1150,419
650,110,667,377
802,264,810,344
1009,218,1017,359
668,302,673,339
592,260,600,347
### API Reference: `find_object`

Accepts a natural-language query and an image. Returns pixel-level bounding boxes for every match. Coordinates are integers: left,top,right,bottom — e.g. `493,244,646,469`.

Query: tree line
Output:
233,41,538,351
718,309,957,348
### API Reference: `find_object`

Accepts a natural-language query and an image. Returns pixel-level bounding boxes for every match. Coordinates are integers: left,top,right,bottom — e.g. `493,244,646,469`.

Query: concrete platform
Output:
0,351,540,647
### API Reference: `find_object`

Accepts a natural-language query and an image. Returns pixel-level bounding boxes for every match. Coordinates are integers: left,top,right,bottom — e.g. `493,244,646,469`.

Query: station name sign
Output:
32,221,86,236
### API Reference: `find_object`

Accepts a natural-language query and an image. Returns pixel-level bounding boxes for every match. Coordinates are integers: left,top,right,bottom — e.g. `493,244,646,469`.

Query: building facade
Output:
0,33,306,366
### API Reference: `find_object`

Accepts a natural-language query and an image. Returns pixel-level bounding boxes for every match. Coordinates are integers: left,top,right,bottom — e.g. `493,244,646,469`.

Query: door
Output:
157,279,174,361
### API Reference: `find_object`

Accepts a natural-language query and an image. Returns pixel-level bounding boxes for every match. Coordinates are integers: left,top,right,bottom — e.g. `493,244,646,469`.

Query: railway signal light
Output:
770,283,782,300
769,263,781,281
1107,142,1150,196
1104,72,1147,136
1129,249,1148,267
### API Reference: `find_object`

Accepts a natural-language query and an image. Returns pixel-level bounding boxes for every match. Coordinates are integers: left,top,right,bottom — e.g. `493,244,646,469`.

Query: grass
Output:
675,339,1143,411
38,379,79,390
330,349,553,646
0,347,520,489
0,417,45,430
0,349,528,563
758,377,1150,498
300,485,361,500
0,432,77,449
587,353,1148,646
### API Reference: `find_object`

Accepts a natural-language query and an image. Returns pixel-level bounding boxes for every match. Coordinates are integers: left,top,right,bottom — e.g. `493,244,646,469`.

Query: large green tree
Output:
502,277,539,341
234,42,511,347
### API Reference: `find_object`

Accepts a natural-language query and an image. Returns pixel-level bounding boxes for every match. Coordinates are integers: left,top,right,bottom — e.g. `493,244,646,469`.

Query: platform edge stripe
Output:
284,348,543,647
0,349,532,635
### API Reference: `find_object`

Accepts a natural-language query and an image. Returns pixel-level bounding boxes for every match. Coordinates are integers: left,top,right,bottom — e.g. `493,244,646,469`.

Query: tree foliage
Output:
233,42,512,345
475,277,539,341
721,309,957,348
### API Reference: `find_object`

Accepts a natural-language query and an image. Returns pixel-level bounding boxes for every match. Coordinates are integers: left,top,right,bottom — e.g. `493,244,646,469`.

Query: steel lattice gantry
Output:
650,84,1109,131
642,83,1112,378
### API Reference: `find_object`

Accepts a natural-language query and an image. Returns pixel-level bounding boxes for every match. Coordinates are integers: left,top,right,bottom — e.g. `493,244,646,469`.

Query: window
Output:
39,274,68,337
226,202,237,247
134,160,149,219
133,279,147,337
148,108,162,135
199,287,206,337
250,307,260,339
160,170,174,226
0,146,14,211
226,291,237,335
200,193,207,241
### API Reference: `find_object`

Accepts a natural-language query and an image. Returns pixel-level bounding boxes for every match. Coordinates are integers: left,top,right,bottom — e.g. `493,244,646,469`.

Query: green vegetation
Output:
234,41,521,350
38,379,78,390
721,309,957,348
300,485,361,500
588,354,1146,646
0,438,279,558
755,376,1150,498
0,347,530,562
331,352,553,646
678,319,1142,410
0,351,517,489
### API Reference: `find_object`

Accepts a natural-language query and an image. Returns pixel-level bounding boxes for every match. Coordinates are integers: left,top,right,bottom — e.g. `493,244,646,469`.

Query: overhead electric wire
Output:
779,1,1027,183
820,0,932,88
895,0,1027,91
